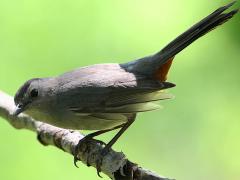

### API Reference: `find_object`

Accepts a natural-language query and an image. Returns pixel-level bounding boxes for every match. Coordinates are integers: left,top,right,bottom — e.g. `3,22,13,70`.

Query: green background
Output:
0,0,239,179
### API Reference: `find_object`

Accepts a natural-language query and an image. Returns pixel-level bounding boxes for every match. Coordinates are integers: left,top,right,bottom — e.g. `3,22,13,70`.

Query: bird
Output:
13,1,238,177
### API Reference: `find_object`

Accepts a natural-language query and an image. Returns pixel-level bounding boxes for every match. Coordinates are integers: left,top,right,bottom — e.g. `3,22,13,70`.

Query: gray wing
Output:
55,63,175,114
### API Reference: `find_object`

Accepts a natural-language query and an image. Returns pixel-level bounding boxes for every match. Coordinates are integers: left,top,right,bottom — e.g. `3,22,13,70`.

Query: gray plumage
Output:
14,63,174,130
13,2,238,131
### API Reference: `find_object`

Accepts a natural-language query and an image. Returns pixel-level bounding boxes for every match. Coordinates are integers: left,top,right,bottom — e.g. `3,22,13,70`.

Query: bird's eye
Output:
30,89,38,98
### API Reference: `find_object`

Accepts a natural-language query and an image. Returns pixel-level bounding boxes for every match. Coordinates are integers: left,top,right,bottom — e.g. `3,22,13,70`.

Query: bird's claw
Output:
74,154,80,168
96,155,103,178
73,134,107,169
73,134,93,167
73,133,111,178
95,148,109,178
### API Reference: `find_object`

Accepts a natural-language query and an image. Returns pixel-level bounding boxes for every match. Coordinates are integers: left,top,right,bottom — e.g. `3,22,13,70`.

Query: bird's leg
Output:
96,114,136,177
74,124,124,167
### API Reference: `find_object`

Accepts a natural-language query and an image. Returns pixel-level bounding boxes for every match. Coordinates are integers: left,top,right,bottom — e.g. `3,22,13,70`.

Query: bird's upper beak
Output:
13,104,25,116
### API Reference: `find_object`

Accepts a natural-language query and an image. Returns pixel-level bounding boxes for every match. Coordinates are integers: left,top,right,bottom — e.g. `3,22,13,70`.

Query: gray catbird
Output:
13,2,238,176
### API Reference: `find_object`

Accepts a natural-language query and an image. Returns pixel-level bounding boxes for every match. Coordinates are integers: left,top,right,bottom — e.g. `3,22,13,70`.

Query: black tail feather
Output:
123,2,238,76
151,1,238,67
158,1,237,56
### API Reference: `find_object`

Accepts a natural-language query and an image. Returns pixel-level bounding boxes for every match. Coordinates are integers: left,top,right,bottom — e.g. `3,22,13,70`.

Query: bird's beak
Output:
13,104,25,116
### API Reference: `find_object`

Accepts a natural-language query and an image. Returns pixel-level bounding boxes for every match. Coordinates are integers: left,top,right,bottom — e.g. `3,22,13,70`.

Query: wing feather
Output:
107,90,174,107
104,102,161,113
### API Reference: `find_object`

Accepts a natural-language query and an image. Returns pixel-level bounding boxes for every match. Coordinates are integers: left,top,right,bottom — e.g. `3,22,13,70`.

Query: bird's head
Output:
13,78,45,116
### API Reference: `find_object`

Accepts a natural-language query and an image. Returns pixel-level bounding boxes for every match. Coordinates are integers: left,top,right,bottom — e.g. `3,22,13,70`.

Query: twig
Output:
0,90,173,180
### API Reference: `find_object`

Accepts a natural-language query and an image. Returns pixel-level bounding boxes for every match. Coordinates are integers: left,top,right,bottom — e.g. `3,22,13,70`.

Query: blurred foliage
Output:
0,0,240,180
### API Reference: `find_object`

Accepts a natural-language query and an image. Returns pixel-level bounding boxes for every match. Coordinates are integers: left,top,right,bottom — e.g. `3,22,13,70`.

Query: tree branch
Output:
0,90,173,180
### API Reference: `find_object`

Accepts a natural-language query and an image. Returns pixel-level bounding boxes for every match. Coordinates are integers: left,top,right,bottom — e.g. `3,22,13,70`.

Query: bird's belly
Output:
63,115,126,130
25,109,127,130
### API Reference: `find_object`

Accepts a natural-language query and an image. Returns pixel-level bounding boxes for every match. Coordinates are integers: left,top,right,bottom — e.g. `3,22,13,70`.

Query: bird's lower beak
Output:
13,104,25,116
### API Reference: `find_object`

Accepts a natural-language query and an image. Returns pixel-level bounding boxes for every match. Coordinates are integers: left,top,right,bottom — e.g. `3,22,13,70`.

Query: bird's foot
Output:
73,134,106,168
95,147,110,178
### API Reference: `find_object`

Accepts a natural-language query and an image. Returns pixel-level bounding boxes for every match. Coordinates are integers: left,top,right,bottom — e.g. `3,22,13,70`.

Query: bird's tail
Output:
123,1,238,81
